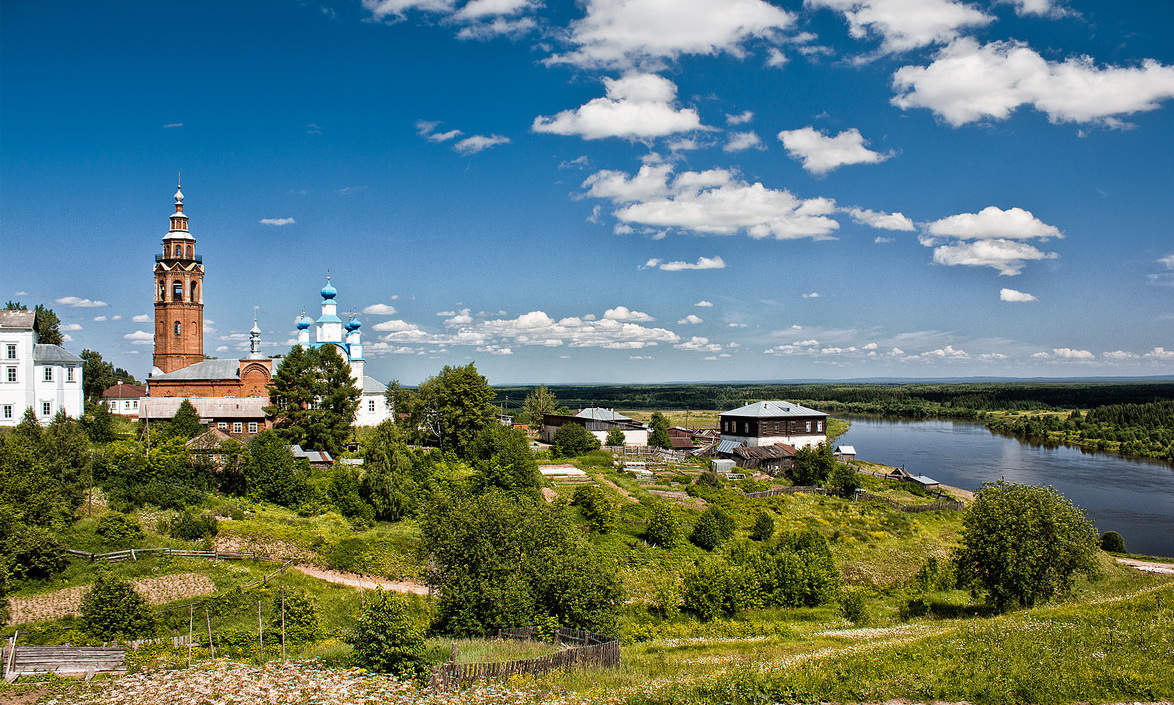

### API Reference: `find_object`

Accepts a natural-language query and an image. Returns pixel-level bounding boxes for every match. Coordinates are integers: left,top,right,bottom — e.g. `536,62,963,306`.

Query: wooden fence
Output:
66,548,258,563
742,486,827,498
3,640,126,682
855,491,964,513
429,627,620,689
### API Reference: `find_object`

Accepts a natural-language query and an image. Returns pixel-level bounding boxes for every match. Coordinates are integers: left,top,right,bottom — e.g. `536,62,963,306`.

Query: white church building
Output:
293,278,393,426
0,310,85,426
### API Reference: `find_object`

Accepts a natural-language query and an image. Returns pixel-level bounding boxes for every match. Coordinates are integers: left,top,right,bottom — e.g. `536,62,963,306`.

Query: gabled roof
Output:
362,375,387,394
0,310,35,330
34,344,83,364
835,445,857,455
720,401,828,419
150,359,242,381
733,443,797,460
575,407,632,422
140,396,267,420
187,428,234,451
102,383,148,399
715,439,742,455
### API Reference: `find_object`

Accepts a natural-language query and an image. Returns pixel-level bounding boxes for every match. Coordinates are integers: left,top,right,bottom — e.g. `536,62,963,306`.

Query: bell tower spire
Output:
152,179,205,374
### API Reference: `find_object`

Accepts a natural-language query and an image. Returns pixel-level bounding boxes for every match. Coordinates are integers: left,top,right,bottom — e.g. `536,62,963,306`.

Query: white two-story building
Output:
0,310,85,426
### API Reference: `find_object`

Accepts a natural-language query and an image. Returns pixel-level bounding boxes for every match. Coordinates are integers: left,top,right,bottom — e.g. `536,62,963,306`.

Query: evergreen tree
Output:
167,399,204,440
243,430,307,506
3,302,62,345
347,591,428,677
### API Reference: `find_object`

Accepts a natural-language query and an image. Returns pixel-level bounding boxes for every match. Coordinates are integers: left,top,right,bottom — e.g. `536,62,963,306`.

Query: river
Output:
836,415,1174,558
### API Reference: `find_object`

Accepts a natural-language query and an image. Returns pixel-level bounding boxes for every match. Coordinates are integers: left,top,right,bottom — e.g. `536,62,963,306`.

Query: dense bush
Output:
604,428,626,447
1100,530,1127,553
689,507,735,551
270,588,320,643
4,526,67,581
551,423,601,458
827,463,861,496
694,471,723,489
643,501,681,548
79,570,156,639
838,589,867,624
681,558,760,621
169,511,219,541
469,424,541,494
749,510,775,542
348,591,428,677
95,511,143,543
571,485,617,534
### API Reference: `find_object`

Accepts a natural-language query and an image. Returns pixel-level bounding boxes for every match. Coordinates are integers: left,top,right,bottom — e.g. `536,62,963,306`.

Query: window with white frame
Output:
368,400,376,412
42,401,52,416
2,405,12,419
5,367,15,383
132,400,138,409
67,367,76,382
5,344,15,359
43,367,53,382
248,422,258,433
232,422,242,433
217,422,228,430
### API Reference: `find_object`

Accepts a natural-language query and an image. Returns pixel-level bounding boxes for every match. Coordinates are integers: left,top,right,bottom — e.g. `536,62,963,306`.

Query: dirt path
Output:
290,565,429,595
589,472,639,503
1117,557,1174,575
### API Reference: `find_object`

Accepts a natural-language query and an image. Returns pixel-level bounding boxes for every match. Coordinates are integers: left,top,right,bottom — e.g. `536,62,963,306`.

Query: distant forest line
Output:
491,382,1174,462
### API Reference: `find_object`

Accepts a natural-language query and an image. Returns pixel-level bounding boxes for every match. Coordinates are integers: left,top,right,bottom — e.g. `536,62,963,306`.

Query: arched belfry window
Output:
158,282,166,301
190,281,198,302
174,321,182,336
186,245,193,259
172,280,183,301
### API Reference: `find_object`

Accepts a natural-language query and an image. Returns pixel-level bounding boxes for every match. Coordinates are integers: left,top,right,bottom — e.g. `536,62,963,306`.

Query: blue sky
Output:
2,0,1172,385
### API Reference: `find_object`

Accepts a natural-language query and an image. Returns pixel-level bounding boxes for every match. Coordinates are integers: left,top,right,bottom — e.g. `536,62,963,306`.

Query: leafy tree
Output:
551,422,601,458
422,491,623,636
571,485,617,534
788,442,835,485
604,428,626,447
81,349,117,403
1100,530,1126,553
469,423,540,494
79,569,156,639
5,303,63,345
243,430,308,506
327,465,375,522
82,401,118,443
266,344,360,457
347,591,428,677
44,409,91,505
956,481,1099,611
648,411,671,449
750,510,775,542
169,511,218,541
167,399,204,440
644,501,680,548
360,421,441,521
681,558,760,621
827,462,861,497
689,506,735,551
522,385,557,430
0,412,74,527
416,363,496,458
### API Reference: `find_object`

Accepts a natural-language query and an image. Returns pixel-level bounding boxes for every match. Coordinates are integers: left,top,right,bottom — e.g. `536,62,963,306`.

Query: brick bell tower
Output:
152,180,205,374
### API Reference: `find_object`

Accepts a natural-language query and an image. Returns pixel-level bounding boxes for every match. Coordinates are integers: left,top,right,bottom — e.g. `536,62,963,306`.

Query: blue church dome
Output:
346,316,362,332
320,278,337,300
296,313,312,330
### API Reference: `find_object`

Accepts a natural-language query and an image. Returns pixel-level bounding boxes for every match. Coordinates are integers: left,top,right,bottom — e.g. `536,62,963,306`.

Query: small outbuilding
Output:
834,445,856,461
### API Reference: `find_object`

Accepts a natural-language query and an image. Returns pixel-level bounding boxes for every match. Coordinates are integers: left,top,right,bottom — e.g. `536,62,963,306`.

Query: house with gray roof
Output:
719,401,828,449
0,310,84,426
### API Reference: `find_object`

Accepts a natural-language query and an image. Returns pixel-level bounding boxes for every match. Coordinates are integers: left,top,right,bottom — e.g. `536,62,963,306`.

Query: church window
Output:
190,281,198,302
67,367,75,382
44,367,53,382
173,280,183,301
174,321,182,336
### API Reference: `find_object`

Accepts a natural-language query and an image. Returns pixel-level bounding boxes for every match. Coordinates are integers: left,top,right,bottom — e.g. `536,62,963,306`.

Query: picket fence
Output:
429,627,619,689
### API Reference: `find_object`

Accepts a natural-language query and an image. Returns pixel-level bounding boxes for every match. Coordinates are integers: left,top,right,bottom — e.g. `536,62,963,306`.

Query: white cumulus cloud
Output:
548,0,796,69
678,314,704,324
657,256,727,271
675,336,723,353
724,131,764,152
124,330,154,345
584,163,839,240
778,126,891,174
533,73,704,141
260,218,296,226
56,296,108,308
694,300,714,307
892,38,1174,126
61,323,83,331
847,207,916,231
363,304,399,315
1000,288,1038,302
132,314,151,323
808,0,992,53
922,206,1062,275
603,306,655,322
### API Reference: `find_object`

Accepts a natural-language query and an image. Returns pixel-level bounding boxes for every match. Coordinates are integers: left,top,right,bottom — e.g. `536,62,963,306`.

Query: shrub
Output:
571,485,617,534
551,423,601,458
169,511,219,541
682,558,760,621
95,511,144,543
604,428,626,447
910,555,955,592
694,471,723,489
79,570,156,639
827,463,861,497
643,502,680,548
1100,530,1126,553
689,507,735,551
270,588,320,643
4,527,67,581
838,589,867,624
749,510,775,542
347,591,428,678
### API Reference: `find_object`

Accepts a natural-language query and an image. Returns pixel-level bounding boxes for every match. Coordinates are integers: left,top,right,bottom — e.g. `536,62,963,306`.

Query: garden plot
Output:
8,573,216,625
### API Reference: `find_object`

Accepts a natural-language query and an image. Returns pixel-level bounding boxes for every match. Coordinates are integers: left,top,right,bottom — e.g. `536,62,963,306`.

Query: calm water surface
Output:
837,415,1174,558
